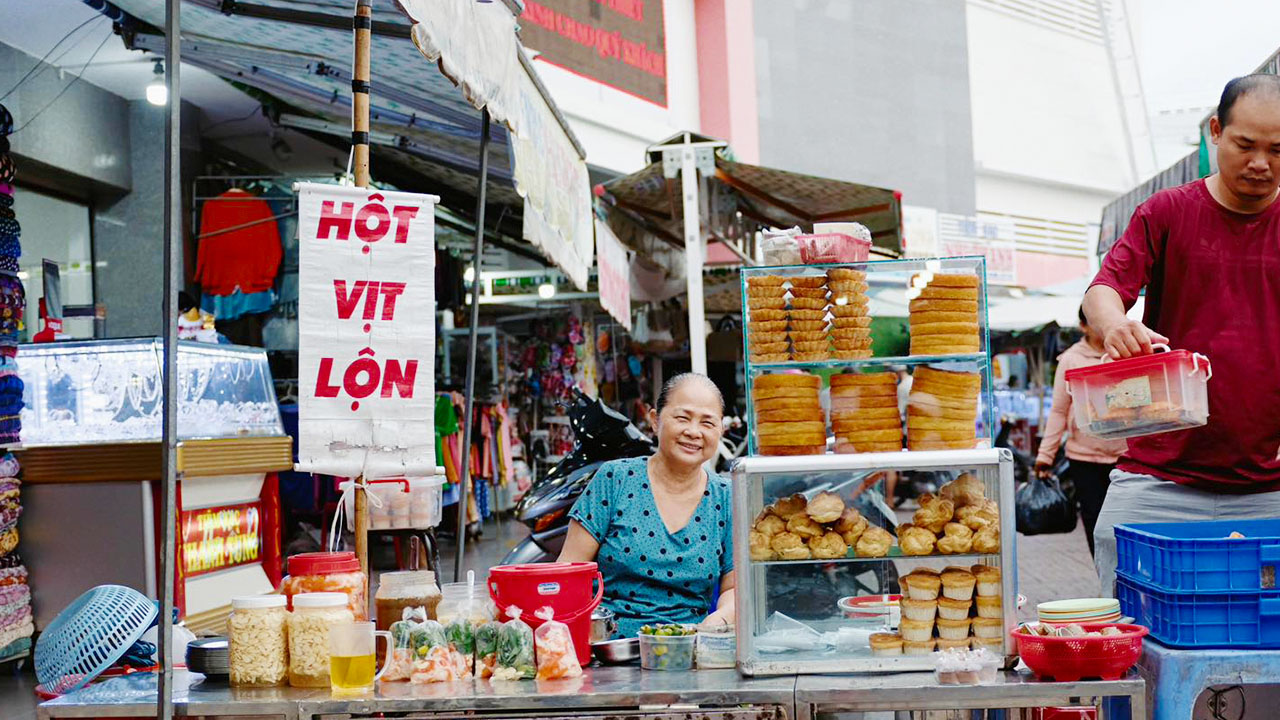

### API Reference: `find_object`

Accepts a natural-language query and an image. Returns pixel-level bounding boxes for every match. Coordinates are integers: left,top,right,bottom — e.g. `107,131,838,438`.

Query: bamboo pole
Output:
352,0,373,581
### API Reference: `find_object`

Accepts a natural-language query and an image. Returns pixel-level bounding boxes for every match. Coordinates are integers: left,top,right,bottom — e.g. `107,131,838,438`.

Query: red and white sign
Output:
296,183,439,478
595,218,631,330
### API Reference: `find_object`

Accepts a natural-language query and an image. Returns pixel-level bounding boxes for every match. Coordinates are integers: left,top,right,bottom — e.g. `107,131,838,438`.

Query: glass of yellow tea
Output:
329,621,391,693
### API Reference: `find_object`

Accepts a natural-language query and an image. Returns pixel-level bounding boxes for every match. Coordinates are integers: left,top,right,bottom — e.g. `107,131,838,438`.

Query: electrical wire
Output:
10,27,115,137
202,106,264,134
0,14,106,102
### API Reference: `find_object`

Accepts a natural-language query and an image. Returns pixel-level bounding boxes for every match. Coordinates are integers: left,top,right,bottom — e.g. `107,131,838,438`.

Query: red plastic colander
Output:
1011,623,1148,681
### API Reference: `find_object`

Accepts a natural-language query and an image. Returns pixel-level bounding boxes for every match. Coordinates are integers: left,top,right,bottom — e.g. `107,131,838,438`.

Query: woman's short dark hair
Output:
1217,74,1280,127
656,373,725,415
1078,305,1087,326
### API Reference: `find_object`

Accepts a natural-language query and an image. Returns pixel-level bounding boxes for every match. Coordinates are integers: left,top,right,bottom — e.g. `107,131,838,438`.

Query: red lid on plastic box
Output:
287,551,361,576
1064,348,1201,383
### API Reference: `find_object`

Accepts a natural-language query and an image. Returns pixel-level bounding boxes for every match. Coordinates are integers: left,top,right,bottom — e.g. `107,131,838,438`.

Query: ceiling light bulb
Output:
146,60,168,106
463,267,475,283
537,282,556,299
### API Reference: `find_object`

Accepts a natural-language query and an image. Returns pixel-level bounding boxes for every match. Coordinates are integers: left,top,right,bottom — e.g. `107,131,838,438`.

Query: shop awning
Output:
597,152,903,271
1098,149,1199,257
93,0,595,289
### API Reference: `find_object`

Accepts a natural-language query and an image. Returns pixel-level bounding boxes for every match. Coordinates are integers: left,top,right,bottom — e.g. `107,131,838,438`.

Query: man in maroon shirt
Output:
1084,74,1280,596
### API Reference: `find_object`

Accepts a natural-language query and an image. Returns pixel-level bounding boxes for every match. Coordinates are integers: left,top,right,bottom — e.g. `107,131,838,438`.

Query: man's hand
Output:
1034,462,1053,480
1102,319,1169,360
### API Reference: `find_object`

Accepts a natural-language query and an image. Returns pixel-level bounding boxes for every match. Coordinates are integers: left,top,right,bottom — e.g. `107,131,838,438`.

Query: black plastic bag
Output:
1015,473,1077,535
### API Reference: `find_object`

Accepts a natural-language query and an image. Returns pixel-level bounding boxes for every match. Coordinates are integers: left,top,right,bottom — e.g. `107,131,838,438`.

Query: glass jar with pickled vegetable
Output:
287,592,353,688
228,595,289,687
282,551,368,621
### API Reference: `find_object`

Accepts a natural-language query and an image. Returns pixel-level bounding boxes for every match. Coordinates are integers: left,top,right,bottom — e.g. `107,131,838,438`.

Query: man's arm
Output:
1083,285,1168,359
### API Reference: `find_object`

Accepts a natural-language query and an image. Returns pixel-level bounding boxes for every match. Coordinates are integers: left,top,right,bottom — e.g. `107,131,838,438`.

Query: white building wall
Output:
526,0,701,174
966,1,1135,225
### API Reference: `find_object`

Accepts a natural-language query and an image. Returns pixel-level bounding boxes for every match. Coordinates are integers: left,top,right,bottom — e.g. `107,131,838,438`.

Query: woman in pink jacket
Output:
1034,307,1128,556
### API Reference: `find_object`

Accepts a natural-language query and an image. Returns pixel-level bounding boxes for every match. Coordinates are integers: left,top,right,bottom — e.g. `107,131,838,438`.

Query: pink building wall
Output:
694,0,760,162
1015,250,1091,289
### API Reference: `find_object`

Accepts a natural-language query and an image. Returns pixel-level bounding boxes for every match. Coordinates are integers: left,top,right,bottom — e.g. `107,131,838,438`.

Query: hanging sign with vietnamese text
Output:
520,0,667,106
296,183,439,478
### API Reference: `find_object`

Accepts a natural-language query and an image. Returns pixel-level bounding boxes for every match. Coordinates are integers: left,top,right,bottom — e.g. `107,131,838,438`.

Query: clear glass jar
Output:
374,570,441,632
287,592,354,688
282,551,368,621
228,595,289,687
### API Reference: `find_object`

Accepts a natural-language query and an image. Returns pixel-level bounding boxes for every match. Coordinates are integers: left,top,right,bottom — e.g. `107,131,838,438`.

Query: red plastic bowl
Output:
1011,623,1148,681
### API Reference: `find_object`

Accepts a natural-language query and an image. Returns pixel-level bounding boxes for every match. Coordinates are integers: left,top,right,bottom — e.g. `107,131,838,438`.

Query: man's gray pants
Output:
1094,470,1280,598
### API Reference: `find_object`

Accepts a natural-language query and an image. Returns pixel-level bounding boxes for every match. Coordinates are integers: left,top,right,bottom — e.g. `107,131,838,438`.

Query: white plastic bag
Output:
532,606,582,680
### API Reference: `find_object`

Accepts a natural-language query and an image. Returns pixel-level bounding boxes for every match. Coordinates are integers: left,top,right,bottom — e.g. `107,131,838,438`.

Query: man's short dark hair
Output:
1217,74,1280,126
1078,304,1087,326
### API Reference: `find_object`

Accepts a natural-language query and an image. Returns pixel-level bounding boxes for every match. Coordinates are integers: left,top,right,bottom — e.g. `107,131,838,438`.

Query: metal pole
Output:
351,0,373,583
454,109,492,580
681,142,706,374
157,0,181,718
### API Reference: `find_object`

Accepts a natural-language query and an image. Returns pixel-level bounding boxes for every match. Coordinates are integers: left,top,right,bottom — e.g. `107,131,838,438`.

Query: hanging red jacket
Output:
195,189,283,296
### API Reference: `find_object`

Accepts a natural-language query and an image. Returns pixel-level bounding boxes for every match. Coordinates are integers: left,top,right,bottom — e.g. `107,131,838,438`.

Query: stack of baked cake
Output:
907,367,981,450
830,372,903,454
745,275,790,364
909,273,981,356
753,373,825,456
828,268,873,360
787,275,831,361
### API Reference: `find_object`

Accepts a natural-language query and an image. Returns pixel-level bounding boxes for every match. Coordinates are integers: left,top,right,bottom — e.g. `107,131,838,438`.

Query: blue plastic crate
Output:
1117,573,1280,649
1114,518,1280,592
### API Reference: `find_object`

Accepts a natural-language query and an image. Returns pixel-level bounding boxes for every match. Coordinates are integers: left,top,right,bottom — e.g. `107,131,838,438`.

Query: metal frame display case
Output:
15,338,291,482
740,256,995,454
732,450,1017,675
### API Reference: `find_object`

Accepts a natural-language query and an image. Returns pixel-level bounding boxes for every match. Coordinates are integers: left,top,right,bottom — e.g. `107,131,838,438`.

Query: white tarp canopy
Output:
397,0,595,290
986,276,1146,332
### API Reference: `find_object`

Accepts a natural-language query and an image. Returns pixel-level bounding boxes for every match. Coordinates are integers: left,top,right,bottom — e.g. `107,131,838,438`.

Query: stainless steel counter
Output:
37,667,1146,719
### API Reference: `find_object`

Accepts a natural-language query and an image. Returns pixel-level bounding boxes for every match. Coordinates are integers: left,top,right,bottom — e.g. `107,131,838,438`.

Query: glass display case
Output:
19,338,284,445
740,257,993,456
731,450,1017,675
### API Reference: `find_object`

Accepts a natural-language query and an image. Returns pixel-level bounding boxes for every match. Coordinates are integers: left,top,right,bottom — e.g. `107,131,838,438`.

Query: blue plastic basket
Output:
1117,573,1280,649
34,585,157,695
1114,518,1280,592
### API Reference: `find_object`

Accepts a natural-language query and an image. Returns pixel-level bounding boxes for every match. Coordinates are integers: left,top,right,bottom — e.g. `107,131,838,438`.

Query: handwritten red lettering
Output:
379,282,406,320
355,203,391,243
333,280,368,320
390,206,419,243
381,359,418,398
315,358,342,397
361,281,381,320
317,201,354,240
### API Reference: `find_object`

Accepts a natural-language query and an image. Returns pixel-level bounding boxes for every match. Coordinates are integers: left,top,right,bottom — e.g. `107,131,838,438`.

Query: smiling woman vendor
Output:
559,373,734,637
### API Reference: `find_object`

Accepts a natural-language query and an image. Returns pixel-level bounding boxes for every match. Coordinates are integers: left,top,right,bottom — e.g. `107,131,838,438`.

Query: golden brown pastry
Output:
755,513,786,538
973,524,1000,554
770,531,805,555
749,530,775,561
806,491,846,523
956,499,999,530
912,493,955,534
833,507,864,533
855,526,894,558
747,274,787,287
809,531,849,560
936,522,974,555
788,275,828,289
900,524,938,556
789,297,830,311
939,472,985,508
771,493,809,520
778,545,812,561
788,286,830,299
750,353,790,364
838,512,869,546
760,444,827,456
787,513,824,540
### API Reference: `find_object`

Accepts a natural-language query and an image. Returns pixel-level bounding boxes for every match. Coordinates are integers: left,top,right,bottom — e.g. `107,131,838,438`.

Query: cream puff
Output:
806,491,846,524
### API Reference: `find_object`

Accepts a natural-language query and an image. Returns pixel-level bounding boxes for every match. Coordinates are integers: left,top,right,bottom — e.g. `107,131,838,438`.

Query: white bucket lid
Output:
232,595,287,609
293,592,349,608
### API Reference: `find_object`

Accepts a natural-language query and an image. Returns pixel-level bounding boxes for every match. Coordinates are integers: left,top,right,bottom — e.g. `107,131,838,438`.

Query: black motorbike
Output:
501,390,655,565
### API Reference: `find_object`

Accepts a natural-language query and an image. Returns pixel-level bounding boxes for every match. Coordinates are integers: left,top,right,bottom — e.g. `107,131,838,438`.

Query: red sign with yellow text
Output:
180,502,262,577
520,0,667,106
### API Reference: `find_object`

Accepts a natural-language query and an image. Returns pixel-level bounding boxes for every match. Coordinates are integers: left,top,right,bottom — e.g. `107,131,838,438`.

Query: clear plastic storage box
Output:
1064,346,1210,440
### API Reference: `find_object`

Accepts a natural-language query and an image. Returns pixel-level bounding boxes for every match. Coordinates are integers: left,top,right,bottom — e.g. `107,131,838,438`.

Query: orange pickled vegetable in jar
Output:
282,551,368,620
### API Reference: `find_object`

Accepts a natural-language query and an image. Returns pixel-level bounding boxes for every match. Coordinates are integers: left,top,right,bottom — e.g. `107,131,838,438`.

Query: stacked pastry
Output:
745,275,790,364
907,367,981,450
869,564,1004,656
908,273,980,356
894,473,1001,556
753,373,825,456
829,372,903,454
828,268,873,360
787,275,831,361
749,492,895,561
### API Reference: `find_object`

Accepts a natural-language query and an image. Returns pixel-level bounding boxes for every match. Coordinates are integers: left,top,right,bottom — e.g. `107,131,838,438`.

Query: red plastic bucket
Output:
488,562,603,666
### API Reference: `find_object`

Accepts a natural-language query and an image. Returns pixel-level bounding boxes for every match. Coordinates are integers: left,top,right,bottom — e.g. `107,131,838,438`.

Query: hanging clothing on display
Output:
195,189,284,345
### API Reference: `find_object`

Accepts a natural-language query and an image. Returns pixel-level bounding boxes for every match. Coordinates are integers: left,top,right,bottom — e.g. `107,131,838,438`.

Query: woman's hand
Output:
700,606,733,627
1034,462,1053,480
